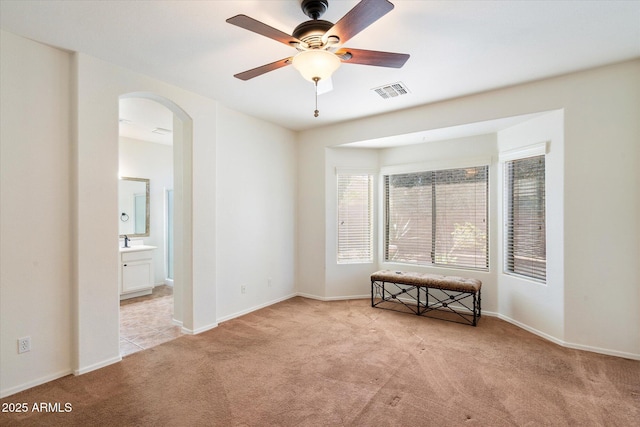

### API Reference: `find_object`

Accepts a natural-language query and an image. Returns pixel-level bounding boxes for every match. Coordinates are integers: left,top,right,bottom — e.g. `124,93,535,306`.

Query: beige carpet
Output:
1,297,639,426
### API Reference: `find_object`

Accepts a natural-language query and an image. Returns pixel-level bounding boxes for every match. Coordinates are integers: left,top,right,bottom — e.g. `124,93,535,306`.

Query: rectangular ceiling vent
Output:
372,82,410,99
151,127,172,135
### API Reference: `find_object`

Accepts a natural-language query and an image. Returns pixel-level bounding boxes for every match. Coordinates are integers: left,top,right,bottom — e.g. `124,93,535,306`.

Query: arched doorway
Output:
118,92,193,345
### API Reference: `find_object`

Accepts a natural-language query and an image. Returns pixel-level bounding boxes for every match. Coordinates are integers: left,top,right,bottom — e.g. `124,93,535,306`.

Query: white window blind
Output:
384,166,488,270
337,173,373,264
504,155,546,282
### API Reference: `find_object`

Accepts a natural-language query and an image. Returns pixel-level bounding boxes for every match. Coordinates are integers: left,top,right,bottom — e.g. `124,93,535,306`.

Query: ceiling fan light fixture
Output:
292,49,341,82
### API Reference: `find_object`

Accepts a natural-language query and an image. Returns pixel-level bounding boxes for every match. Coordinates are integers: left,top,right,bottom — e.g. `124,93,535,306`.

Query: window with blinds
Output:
337,173,373,264
384,166,488,270
504,155,546,281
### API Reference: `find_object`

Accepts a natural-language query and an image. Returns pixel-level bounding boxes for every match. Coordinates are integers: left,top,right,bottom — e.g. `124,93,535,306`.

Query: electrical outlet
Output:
241,285,246,294
18,336,31,354
268,278,272,287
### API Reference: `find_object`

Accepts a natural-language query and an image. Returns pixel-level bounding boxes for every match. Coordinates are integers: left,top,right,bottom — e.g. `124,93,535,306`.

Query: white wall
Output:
215,106,297,320
297,137,328,298
561,63,640,356
119,136,173,284
297,60,640,359
0,30,74,397
324,147,379,299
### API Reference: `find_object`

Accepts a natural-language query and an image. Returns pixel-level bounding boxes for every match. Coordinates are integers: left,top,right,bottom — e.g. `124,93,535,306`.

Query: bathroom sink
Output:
119,245,157,252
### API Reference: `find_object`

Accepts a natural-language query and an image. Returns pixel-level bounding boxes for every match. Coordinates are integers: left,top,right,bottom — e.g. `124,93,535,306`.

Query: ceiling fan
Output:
226,0,410,117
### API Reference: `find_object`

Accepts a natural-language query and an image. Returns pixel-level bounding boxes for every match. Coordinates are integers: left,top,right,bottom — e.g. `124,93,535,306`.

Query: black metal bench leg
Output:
371,280,374,307
422,287,430,315
473,293,477,326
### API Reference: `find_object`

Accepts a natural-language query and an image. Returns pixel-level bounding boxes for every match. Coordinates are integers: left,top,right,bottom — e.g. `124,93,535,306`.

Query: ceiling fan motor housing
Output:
301,0,329,20
292,19,334,49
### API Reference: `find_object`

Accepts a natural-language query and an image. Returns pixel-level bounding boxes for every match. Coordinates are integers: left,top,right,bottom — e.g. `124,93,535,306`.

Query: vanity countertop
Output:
119,245,157,253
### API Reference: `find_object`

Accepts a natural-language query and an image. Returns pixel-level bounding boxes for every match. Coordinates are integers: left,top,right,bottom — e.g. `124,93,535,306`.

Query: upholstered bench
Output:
370,270,482,326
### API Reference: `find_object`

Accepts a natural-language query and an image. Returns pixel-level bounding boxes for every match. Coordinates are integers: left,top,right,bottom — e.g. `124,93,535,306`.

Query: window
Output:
337,173,373,263
384,166,488,270
504,155,546,281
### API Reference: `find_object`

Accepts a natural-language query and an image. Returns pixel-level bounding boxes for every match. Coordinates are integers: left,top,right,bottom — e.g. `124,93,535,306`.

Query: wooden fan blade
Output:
233,57,293,81
336,48,409,68
323,0,394,46
226,15,301,47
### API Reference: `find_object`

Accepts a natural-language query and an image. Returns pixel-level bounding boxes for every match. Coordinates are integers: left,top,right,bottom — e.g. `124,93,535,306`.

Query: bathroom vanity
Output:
119,245,157,299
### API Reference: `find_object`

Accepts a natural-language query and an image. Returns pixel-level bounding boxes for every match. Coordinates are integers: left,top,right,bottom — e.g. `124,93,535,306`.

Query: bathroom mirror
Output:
119,177,150,237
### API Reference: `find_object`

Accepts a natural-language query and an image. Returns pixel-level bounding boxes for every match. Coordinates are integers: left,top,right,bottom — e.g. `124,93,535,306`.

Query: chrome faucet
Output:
124,235,130,248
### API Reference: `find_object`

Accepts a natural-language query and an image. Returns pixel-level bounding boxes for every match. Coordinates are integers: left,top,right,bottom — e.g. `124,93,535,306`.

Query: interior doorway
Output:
117,93,191,355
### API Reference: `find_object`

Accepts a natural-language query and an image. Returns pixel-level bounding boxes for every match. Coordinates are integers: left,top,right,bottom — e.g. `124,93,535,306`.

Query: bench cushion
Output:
371,270,481,293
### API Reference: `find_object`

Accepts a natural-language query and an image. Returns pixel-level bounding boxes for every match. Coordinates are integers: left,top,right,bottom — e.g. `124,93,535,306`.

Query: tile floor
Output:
119,285,183,357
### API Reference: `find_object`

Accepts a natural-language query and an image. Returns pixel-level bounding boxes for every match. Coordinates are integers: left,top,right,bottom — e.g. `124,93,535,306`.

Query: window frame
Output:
336,172,374,264
500,143,548,283
382,163,490,271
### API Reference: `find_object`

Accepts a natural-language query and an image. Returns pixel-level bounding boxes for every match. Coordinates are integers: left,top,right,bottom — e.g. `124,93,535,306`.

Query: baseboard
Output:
561,341,640,361
295,292,325,301
216,293,298,323
181,322,218,335
120,288,152,300
296,292,370,301
74,355,122,376
0,368,74,398
185,292,639,360
364,293,640,360
494,313,640,361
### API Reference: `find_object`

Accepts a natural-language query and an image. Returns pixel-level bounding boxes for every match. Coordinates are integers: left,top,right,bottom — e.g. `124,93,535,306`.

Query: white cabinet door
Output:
121,259,153,293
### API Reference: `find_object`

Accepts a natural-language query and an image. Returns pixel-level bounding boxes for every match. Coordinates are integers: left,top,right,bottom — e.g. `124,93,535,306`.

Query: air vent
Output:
371,82,410,99
151,127,172,135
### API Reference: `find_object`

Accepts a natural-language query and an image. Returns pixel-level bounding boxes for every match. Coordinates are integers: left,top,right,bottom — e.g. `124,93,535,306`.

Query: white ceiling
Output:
119,97,174,145
341,111,547,148
1,0,639,134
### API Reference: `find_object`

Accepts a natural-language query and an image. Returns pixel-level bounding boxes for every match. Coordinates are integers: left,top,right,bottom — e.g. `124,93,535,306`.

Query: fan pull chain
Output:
313,77,320,117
